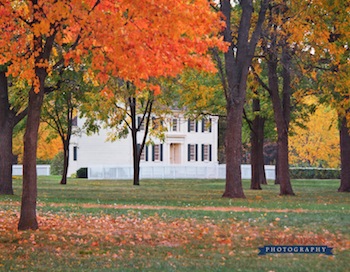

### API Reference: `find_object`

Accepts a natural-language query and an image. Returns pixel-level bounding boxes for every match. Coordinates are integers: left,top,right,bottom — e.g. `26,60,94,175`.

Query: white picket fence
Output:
12,165,51,176
88,164,276,180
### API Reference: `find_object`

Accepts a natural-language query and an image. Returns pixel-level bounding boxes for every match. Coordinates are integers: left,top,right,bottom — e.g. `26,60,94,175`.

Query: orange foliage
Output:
0,0,227,92
0,208,348,259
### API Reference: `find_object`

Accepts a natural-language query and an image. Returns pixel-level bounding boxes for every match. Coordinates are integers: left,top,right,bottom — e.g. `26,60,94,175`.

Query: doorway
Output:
170,143,181,164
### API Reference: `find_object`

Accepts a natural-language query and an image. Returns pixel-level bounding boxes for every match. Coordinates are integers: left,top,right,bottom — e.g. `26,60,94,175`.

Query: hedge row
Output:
290,167,340,179
76,168,88,178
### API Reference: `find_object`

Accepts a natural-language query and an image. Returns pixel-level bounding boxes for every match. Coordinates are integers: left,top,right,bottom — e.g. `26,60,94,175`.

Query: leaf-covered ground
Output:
0,177,349,271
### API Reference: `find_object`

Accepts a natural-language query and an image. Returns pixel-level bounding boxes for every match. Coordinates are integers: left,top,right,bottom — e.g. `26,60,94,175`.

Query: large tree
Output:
0,66,28,195
0,0,115,230
0,0,226,230
290,0,350,192
220,0,270,198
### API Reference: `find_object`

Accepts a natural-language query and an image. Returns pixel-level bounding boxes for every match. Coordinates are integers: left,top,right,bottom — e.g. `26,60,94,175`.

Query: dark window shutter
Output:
195,120,198,132
160,144,163,161
209,118,212,132
73,146,77,161
201,144,204,161
195,144,198,161
187,144,191,161
152,145,155,161
209,144,212,161
145,145,149,161
188,119,191,132
202,119,205,132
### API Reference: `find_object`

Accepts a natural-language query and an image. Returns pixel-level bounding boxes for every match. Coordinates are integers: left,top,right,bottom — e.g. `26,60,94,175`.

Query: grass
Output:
0,177,349,271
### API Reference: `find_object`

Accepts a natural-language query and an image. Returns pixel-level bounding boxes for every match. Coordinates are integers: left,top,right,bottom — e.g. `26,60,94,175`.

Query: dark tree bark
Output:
274,151,280,184
250,98,267,189
128,96,153,186
267,43,294,196
60,139,70,185
338,115,350,192
129,97,140,186
18,9,57,229
221,0,269,198
0,69,27,195
0,70,14,195
18,86,44,230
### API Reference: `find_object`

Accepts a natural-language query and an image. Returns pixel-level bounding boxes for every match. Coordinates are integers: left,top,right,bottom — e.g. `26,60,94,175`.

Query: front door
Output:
170,143,181,164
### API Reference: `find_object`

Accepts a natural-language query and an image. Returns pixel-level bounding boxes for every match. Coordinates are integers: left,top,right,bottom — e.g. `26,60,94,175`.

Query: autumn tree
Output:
289,98,340,168
289,0,350,192
0,0,226,229
247,83,268,189
0,66,28,195
0,0,117,230
219,0,270,198
79,1,226,186
41,69,88,185
81,80,159,186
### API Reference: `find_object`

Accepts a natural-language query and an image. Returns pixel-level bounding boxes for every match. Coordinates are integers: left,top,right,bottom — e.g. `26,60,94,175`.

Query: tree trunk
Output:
220,0,269,198
60,140,69,185
338,115,350,192
251,98,266,189
267,46,294,196
18,4,56,230
274,150,280,184
18,88,44,230
0,70,14,195
129,97,140,186
223,103,246,198
0,123,14,195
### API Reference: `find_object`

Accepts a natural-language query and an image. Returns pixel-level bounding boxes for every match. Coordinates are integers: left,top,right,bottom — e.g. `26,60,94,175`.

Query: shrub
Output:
290,167,340,179
76,168,88,178
50,151,63,175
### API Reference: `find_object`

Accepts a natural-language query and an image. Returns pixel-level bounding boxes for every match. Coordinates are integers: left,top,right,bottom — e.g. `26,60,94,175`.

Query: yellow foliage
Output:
289,98,340,168
13,123,62,163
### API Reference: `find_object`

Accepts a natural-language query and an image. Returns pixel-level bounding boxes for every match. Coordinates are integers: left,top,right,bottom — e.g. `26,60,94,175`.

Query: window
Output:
138,144,148,161
152,117,164,130
201,144,212,161
152,144,163,161
188,119,198,132
172,118,179,132
202,118,212,133
137,116,145,131
187,144,198,161
73,146,78,161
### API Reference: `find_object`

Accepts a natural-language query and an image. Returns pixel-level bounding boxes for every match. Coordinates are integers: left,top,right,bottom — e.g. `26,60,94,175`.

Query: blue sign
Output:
258,245,333,255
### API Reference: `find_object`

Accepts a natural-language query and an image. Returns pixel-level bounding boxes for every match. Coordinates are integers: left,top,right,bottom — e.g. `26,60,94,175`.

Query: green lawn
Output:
0,177,349,271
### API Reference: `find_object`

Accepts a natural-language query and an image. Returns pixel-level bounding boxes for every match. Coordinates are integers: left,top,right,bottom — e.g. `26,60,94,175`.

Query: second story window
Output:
202,118,212,133
188,119,198,132
172,118,179,132
152,117,164,130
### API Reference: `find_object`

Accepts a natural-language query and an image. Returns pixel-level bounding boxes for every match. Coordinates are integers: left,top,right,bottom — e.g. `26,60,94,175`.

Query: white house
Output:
67,112,220,179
